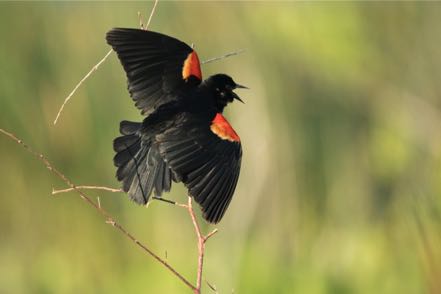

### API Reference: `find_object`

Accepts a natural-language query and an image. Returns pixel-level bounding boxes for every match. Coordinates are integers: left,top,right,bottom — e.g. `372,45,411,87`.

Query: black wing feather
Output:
106,28,201,116
157,115,242,223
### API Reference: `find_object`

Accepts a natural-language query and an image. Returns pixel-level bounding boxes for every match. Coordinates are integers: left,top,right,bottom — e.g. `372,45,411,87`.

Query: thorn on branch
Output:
206,280,218,293
105,219,116,226
138,11,145,30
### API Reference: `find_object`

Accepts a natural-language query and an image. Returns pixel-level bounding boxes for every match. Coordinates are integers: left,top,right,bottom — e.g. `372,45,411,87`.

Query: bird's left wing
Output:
106,28,202,116
156,113,242,223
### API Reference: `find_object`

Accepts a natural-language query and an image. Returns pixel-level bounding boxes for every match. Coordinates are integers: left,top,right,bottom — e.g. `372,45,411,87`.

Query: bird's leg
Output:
152,196,188,208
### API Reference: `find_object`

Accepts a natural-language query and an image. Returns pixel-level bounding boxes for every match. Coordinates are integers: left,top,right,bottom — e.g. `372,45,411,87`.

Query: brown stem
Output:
0,127,196,292
53,48,113,125
50,167,221,293
53,0,159,125
186,197,218,294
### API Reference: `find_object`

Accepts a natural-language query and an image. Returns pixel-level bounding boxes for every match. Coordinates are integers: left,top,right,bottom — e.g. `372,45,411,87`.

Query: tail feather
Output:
113,120,173,204
155,158,165,196
163,162,172,192
120,120,142,135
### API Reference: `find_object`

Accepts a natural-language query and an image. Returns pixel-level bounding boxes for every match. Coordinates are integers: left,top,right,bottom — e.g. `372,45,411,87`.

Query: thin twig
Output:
146,0,159,29
202,49,246,64
52,185,122,195
205,228,219,241
52,187,188,207
53,49,113,125
205,280,218,293
0,127,196,292
53,0,159,125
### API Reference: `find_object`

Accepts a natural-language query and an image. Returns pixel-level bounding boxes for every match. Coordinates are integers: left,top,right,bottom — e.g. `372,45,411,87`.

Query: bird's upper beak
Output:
233,83,248,103
235,83,249,89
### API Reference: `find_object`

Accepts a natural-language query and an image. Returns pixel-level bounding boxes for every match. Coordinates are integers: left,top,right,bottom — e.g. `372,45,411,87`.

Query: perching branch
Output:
0,127,196,292
188,196,218,292
51,184,219,293
179,197,219,294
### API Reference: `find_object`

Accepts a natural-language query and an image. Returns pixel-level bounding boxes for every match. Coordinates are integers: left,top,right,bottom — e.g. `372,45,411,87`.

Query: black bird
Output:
106,28,245,223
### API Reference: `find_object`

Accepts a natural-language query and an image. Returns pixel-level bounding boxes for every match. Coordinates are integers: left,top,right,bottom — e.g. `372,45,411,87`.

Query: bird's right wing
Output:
156,113,242,223
106,28,203,116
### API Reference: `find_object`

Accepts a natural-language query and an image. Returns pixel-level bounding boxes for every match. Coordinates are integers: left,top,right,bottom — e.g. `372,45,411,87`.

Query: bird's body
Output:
106,28,245,223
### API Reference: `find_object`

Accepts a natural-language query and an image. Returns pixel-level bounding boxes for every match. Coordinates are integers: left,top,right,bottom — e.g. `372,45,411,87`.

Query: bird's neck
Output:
200,80,228,113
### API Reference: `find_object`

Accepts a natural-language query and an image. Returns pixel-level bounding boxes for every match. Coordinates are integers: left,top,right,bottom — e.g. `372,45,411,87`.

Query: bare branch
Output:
53,0,159,125
53,49,113,125
146,0,159,29
52,185,122,195
0,127,196,292
52,187,190,208
202,49,246,65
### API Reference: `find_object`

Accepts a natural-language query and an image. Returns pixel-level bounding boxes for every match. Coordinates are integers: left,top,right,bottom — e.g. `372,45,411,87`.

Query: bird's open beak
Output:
233,83,248,103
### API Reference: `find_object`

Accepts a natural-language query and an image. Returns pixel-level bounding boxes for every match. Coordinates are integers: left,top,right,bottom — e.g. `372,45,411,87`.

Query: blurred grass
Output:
1,2,441,293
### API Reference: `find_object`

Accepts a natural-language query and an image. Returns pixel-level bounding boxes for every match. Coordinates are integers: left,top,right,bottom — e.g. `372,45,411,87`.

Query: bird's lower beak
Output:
232,92,245,103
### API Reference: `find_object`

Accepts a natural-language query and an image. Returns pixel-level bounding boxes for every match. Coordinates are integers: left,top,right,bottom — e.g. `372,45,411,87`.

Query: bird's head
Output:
206,74,247,112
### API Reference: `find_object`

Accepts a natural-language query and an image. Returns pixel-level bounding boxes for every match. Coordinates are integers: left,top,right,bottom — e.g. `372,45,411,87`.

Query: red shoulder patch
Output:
182,51,202,81
210,113,240,142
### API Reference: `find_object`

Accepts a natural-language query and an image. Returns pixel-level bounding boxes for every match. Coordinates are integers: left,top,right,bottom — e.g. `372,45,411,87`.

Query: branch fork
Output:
52,184,218,294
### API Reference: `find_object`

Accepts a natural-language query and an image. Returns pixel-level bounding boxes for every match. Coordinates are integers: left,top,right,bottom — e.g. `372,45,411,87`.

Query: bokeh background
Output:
1,2,441,293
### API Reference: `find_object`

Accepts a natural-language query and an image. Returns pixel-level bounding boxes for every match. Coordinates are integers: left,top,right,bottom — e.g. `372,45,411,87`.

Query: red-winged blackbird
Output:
106,28,245,223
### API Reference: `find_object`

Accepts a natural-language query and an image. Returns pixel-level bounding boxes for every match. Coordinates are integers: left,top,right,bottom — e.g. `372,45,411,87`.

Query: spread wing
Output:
106,28,202,116
156,113,242,223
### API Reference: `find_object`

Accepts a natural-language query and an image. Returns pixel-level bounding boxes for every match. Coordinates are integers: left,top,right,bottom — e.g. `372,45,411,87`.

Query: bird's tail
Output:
113,120,172,205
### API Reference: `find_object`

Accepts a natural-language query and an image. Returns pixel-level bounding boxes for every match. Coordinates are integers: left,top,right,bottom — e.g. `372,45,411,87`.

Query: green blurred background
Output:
1,2,441,293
